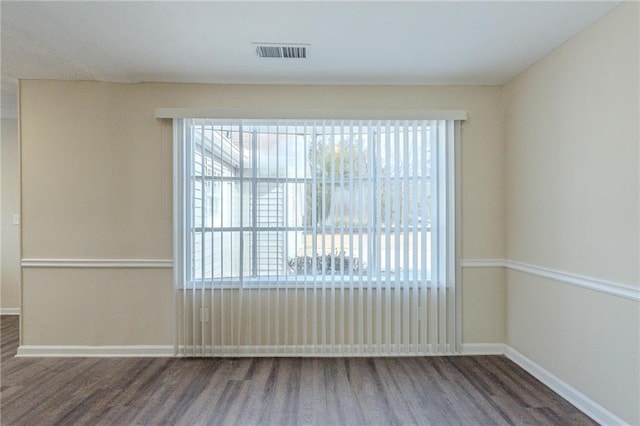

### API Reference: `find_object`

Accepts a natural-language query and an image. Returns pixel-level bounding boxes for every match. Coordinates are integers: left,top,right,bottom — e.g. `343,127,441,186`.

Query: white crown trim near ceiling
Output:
462,258,639,302
154,108,468,121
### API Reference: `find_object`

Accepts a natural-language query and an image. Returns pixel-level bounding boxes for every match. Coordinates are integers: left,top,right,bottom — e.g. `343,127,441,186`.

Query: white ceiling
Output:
1,1,621,119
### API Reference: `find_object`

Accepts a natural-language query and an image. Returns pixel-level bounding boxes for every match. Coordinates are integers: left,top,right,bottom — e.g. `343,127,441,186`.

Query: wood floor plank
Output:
321,358,368,426
382,358,455,425
295,357,318,426
347,358,398,425
371,358,422,425
0,315,598,425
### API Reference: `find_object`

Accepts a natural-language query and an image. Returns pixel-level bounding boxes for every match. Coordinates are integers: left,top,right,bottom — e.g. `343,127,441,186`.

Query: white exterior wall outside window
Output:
174,118,461,356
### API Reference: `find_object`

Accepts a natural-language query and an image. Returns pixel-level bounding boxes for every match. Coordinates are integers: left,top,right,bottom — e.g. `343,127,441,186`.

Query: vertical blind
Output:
174,118,460,356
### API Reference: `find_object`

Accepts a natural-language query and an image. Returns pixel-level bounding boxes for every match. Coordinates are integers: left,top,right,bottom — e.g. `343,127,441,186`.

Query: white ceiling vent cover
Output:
254,44,308,59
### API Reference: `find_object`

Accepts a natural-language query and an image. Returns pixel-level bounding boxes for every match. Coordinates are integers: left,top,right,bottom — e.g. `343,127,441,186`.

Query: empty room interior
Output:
1,1,638,425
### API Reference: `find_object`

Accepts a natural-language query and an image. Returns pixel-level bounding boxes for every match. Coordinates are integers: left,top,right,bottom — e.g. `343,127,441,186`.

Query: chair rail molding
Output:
21,258,173,269
460,258,506,268
461,258,639,301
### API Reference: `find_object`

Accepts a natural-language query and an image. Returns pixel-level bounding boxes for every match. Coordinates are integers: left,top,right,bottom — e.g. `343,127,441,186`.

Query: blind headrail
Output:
155,107,467,121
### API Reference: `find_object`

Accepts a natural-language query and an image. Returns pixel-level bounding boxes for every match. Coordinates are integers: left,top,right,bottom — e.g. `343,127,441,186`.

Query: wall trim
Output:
21,258,173,269
460,258,506,268
0,308,20,315
19,257,637,300
461,258,639,302
16,345,175,357
175,344,507,357
177,344,458,357
505,345,628,426
505,259,639,302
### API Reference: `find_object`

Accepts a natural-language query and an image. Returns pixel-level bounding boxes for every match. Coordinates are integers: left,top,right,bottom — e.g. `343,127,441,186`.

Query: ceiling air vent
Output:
254,44,308,59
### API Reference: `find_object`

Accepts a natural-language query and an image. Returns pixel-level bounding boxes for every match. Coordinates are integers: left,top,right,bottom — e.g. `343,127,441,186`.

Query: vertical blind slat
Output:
199,124,204,355
421,123,429,353
191,123,197,356
411,121,419,353
430,119,439,353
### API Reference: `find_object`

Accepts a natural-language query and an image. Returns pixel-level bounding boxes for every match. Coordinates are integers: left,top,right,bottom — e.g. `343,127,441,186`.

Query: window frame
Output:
169,112,463,293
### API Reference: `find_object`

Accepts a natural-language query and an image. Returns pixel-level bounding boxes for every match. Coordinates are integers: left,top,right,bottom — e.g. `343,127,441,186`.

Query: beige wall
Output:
504,2,639,424
19,82,506,347
1,118,21,312
22,268,173,345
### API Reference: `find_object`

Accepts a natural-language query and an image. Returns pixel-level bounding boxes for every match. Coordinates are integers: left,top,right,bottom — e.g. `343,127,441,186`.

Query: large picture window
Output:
180,119,454,287
173,116,460,356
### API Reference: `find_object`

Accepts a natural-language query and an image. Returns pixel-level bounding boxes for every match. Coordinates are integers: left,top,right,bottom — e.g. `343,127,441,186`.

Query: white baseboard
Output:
505,345,627,426
177,344,452,357
175,343,505,357
0,308,20,315
16,345,175,357
460,343,505,355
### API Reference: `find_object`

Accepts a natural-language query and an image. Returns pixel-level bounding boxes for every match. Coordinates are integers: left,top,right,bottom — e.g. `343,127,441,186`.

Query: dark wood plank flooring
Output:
0,315,595,425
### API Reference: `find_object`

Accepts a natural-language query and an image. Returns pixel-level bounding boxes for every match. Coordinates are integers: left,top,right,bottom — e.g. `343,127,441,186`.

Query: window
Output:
178,119,455,289
170,114,462,356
